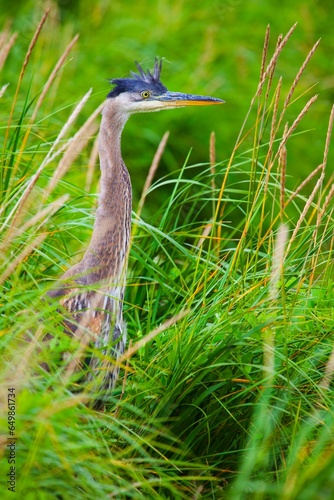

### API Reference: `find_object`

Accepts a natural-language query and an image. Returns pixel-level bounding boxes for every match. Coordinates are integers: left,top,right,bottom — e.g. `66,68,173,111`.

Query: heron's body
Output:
48,59,223,408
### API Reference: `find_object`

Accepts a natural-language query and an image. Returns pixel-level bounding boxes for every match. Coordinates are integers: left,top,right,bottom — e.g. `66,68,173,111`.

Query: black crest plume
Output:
108,58,167,98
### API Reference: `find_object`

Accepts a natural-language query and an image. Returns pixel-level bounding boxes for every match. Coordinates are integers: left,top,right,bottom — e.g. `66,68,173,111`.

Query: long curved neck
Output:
80,99,132,283
96,99,129,218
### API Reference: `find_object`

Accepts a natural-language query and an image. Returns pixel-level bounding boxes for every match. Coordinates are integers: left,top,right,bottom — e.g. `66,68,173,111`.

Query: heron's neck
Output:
97,100,130,216
81,99,132,281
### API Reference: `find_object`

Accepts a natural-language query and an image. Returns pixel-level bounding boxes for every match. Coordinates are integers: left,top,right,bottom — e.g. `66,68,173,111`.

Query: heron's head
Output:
107,58,224,114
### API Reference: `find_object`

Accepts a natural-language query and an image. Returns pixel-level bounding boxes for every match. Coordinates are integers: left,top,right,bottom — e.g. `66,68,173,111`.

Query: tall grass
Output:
1,12,334,499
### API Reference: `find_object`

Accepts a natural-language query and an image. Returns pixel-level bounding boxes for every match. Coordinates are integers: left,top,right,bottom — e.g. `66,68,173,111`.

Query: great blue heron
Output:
48,58,223,408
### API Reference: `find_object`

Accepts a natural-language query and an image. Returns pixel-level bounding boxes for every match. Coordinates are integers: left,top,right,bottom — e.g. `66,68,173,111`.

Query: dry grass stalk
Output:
312,181,334,278
5,9,50,148
0,325,45,417
0,178,33,221
231,25,296,180
0,22,10,49
287,163,324,205
309,203,334,287
269,223,289,302
136,131,170,220
256,32,319,205
281,39,320,114
85,135,99,191
208,130,219,252
263,224,289,381
44,99,103,199
0,29,17,69
308,106,334,283
269,77,282,151
319,346,334,391
120,308,190,363
269,41,320,148
4,88,94,241
31,34,79,124
209,131,216,192
0,195,68,255
261,77,282,212
215,167,230,246
20,195,69,234
286,166,326,255
9,326,44,388
228,31,320,271
275,94,318,163
196,219,214,249
287,104,334,255
256,164,330,258
45,119,98,196
113,339,133,418
12,34,80,177
313,104,334,228
253,23,297,102
19,9,50,77
45,88,94,163
317,182,334,227
0,83,9,98
265,34,282,102
258,25,271,96
0,232,48,286
279,123,288,219
231,25,295,160
321,103,334,167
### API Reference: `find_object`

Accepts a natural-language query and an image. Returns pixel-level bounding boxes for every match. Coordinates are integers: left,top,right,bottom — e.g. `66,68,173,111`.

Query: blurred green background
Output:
1,0,333,206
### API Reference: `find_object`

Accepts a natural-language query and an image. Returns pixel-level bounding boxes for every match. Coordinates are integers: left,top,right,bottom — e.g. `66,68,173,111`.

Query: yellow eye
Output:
141,90,151,99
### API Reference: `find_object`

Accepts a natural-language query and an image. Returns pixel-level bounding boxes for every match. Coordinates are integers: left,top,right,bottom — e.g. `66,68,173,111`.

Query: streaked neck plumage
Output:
80,98,132,283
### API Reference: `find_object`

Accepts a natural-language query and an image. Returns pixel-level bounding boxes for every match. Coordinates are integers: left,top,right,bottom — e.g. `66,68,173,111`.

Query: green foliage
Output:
1,5,334,499
1,0,334,205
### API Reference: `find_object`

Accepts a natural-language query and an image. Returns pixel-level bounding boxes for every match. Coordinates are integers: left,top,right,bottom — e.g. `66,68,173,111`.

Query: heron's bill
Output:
157,91,224,106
